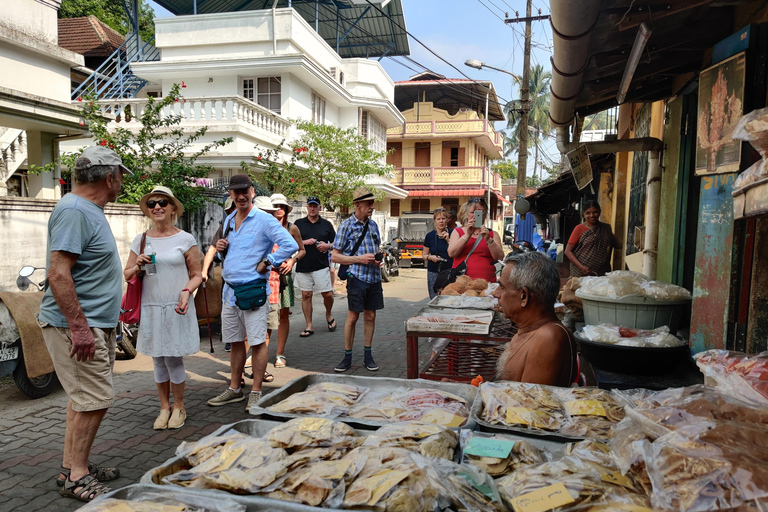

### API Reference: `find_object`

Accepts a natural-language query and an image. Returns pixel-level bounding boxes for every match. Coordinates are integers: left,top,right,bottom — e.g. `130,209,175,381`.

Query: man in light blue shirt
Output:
207,174,297,414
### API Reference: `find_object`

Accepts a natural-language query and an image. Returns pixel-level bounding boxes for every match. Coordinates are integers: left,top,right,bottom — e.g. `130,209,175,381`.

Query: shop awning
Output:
407,188,509,205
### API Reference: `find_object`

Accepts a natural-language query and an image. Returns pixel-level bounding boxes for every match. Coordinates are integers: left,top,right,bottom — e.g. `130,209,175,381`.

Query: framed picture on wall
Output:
695,51,746,176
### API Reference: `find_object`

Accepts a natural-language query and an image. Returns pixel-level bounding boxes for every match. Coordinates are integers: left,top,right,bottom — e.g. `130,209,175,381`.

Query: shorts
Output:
346,275,384,313
41,324,116,412
295,268,332,293
221,302,268,346
267,302,280,330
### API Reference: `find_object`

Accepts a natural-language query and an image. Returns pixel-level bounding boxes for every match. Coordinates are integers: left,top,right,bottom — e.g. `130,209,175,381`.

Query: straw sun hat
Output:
140,186,184,219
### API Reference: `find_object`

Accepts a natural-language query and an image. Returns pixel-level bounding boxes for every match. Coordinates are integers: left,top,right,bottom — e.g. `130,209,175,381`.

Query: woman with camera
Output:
447,197,504,282
423,208,453,299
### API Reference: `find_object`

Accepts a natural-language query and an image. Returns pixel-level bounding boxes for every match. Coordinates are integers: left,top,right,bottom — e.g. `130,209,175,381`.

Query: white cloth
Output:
131,231,200,357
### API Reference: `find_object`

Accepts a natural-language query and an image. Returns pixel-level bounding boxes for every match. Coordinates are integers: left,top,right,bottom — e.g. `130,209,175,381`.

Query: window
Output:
146,90,161,98
415,142,431,167
242,77,281,114
411,198,431,212
386,142,402,167
312,91,326,124
442,141,464,167
390,199,401,217
360,110,387,155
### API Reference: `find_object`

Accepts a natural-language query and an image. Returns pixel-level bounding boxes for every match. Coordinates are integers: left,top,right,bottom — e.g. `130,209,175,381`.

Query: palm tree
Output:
503,64,553,181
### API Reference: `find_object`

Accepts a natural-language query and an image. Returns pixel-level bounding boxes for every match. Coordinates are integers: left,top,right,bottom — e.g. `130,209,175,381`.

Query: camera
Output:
374,252,383,262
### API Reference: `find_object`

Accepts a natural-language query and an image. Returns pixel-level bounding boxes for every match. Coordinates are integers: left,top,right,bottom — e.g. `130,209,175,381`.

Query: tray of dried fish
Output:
252,374,478,429
406,306,494,334
554,387,627,440
459,429,567,478
88,483,335,511
470,381,586,442
427,294,498,310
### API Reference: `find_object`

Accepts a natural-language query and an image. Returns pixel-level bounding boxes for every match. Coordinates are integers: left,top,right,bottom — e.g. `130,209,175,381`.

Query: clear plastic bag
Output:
460,430,551,477
266,382,368,417
732,106,768,156
580,324,685,348
362,421,458,460
422,455,507,512
265,417,360,453
480,381,566,432
695,350,768,407
555,387,626,440
347,387,470,426
579,271,690,300
77,491,247,512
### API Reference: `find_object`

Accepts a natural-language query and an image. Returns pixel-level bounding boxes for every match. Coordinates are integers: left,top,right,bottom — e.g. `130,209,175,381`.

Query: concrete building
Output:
386,72,506,230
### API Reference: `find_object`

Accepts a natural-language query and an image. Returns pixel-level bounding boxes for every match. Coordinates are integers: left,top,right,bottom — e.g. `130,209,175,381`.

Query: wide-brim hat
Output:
254,195,279,212
140,186,184,219
270,193,292,213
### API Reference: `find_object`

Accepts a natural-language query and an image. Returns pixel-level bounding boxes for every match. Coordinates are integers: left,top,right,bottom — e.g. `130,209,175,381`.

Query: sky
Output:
147,0,558,171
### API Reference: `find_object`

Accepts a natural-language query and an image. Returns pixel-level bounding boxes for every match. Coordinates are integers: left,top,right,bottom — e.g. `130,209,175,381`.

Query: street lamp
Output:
464,60,519,80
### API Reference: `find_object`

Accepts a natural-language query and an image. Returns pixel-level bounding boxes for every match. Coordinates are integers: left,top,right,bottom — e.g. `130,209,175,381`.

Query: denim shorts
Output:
346,275,384,313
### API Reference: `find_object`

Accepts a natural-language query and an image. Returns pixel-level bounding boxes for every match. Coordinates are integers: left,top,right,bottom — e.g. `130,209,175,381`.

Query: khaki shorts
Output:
221,302,268,346
267,302,280,330
41,324,116,412
295,268,333,293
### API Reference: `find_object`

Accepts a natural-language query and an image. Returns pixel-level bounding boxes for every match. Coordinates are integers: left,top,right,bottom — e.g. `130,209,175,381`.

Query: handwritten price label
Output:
506,407,554,429
464,437,515,459
510,483,575,512
563,400,607,417
421,408,466,427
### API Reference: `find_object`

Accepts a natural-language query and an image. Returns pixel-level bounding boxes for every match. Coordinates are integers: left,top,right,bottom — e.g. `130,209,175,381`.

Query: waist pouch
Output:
229,279,268,310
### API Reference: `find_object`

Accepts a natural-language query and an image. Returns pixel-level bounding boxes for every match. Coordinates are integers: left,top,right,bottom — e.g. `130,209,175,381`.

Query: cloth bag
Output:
432,236,482,295
119,232,146,324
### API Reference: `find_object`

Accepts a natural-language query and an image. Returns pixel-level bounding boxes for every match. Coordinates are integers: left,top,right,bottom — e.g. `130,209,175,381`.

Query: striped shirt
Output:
334,214,381,284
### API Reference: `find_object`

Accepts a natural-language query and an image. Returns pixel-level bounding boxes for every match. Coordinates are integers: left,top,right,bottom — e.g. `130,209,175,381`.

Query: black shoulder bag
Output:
432,234,482,295
338,221,369,281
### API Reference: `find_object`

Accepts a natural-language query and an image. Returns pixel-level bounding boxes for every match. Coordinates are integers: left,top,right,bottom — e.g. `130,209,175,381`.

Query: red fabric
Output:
568,224,588,246
119,277,142,324
269,244,280,304
452,228,497,282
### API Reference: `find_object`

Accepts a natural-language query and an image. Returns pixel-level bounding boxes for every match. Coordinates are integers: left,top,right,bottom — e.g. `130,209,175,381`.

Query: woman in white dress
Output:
123,186,202,430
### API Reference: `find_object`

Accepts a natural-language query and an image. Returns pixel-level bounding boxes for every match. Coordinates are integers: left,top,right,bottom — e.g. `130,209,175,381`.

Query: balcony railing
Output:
388,119,503,146
98,96,290,138
391,166,502,191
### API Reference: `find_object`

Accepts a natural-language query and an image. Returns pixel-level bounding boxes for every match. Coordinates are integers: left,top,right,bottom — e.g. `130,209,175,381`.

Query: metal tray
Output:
406,306,494,335
428,295,498,310
252,373,478,429
469,385,586,443
96,483,358,512
458,428,569,467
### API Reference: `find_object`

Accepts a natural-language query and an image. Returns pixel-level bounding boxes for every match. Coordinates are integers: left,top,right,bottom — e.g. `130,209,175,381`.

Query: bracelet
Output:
181,288,190,293
487,237,494,245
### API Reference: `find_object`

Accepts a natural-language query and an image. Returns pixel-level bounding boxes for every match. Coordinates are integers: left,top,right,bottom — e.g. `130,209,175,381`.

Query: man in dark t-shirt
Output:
294,196,337,337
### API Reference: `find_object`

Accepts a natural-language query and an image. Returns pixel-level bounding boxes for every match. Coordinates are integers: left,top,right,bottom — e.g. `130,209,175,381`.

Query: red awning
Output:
407,188,489,197
496,193,511,205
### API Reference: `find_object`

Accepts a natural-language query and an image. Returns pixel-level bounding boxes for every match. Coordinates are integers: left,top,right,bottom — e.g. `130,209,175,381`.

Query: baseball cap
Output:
228,173,253,190
75,146,132,175
306,196,321,206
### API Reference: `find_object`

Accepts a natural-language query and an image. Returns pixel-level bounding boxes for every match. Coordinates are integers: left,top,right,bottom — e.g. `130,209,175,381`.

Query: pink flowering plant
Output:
30,83,232,213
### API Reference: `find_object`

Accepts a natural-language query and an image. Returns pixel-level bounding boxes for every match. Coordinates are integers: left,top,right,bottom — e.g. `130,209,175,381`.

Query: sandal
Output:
275,355,287,368
327,317,337,332
263,371,274,383
59,473,111,502
300,329,314,337
57,462,120,487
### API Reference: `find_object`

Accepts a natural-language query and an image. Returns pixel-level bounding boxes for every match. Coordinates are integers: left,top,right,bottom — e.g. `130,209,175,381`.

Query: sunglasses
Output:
146,199,170,209
468,197,486,205
433,208,446,213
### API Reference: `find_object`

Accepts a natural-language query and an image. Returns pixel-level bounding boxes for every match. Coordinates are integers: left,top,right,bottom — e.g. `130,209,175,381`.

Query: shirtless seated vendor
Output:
492,252,577,387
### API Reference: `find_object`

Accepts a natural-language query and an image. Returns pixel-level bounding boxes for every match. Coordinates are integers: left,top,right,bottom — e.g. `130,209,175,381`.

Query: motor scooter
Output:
380,241,400,282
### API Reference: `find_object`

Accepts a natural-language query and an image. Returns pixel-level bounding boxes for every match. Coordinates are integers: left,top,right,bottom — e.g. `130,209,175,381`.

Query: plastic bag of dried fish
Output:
266,382,367,417
646,420,768,512
348,387,470,427
422,456,506,512
265,417,360,453
162,437,289,492
77,491,246,512
363,422,458,460
261,458,359,508
341,447,438,512
460,431,551,477
496,456,625,512
556,387,626,440
566,492,653,512
480,381,565,432
174,431,251,466
566,441,647,496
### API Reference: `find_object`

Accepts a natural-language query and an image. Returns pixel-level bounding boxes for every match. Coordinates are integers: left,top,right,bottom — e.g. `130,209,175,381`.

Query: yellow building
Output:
386,73,506,229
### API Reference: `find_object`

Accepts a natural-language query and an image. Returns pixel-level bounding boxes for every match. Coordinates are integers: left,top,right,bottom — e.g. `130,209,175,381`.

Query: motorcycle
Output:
380,241,400,282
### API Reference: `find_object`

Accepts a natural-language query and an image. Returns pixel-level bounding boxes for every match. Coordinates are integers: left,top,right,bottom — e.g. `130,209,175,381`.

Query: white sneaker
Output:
247,391,262,415
244,356,252,369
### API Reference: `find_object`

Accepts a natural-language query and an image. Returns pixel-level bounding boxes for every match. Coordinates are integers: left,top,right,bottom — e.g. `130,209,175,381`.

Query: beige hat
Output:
254,195,278,212
140,186,184,219
270,193,293,213
224,197,235,211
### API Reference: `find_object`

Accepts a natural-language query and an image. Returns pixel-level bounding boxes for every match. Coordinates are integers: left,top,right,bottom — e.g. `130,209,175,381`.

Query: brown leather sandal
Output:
59,473,112,502
56,462,120,487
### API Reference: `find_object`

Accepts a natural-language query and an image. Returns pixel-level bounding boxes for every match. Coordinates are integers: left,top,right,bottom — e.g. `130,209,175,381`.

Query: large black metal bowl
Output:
573,331,690,375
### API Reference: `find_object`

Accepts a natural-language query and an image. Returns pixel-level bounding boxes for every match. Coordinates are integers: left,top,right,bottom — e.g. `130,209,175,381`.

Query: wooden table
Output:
405,315,518,379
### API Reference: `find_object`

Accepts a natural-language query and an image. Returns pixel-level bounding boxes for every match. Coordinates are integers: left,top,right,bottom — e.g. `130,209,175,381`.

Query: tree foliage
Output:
31,84,232,213
254,120,392,210
59,0,155,41
492,160,518,180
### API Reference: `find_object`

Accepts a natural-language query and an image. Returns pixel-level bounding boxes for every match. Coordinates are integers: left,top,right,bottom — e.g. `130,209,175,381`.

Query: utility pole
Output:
505,0,533,198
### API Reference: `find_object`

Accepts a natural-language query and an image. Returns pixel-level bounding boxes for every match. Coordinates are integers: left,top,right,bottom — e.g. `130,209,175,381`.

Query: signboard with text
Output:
567,144,593,190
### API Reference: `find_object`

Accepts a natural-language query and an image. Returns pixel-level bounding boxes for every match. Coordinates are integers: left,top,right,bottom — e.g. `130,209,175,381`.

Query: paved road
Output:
0,269,434,511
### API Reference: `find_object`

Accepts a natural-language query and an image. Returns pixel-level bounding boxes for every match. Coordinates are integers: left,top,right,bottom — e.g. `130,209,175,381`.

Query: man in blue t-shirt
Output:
38,145,130,501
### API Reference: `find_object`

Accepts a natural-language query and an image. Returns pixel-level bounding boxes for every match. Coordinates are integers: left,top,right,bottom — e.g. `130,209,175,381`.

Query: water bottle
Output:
144,241,157,275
